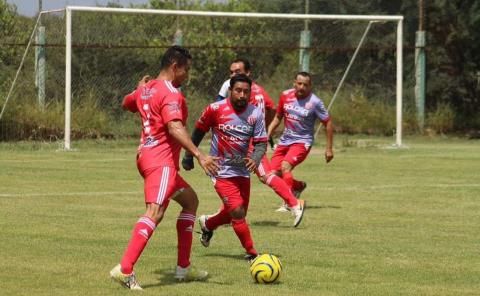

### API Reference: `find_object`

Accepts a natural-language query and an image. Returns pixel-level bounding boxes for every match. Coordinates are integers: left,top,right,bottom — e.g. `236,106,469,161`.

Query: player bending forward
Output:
109,46,219,290
182,74,266,261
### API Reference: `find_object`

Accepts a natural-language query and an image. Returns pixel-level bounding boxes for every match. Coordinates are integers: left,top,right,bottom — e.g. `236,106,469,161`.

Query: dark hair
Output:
233,58,251,72
296,71,311,80
160,46,192,70
230,74,252,89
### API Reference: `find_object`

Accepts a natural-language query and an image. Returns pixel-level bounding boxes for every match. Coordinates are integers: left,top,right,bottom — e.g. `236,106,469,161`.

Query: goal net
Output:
0,6,403,148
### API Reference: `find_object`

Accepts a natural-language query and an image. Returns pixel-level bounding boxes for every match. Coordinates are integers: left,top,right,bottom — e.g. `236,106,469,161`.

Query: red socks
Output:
176,211,196,268
231,218,256,255
120,216,157,274
266,174,298,207
205,209,232,231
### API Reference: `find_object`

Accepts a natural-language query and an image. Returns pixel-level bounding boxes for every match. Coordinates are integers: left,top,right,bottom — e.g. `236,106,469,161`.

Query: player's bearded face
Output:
294,75,312,99
230,82,250,110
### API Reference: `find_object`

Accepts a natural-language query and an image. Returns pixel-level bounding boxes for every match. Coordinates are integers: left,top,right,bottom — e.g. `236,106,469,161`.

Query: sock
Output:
282,171,294,189
205,208,231,231
177,211,196,268
266,174,298,208
120,216,157,274
231,218,256,255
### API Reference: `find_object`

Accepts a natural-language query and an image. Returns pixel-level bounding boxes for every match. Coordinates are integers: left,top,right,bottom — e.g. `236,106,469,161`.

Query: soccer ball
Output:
249,254,282,284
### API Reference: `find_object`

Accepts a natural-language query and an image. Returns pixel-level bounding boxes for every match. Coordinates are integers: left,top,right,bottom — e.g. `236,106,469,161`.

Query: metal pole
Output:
396,19,403,147
65,8,72,150
299,0,310,72
415,0,426,131
174,0,183,45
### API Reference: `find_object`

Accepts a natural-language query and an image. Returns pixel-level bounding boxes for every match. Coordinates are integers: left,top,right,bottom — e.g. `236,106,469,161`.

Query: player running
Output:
267,71,334,212
109,46,219,290
182,74,266,261
216,58,306,226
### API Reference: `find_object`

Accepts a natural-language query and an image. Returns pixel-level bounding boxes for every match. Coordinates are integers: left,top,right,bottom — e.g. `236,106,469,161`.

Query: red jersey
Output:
123,79,188,171
249,82,275,114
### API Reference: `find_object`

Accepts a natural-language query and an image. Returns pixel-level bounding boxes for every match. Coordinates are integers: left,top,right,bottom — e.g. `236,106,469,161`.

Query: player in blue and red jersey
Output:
268,72,334,211
110,46,219,290
216,58,306,227
182,74,267,261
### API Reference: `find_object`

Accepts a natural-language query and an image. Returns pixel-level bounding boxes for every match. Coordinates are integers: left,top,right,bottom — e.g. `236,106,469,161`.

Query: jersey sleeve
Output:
314,98,331,123
252,108,267,143
262,89,275,110
195,104,215,132
218,79,230,98
276,94,285,115
159,92,185,124
122,89,139,113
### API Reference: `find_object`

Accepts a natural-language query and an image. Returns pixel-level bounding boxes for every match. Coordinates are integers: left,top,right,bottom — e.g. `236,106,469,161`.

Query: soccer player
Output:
109,46,219,290
267,71,334,211
215,58,306,227
182,74,266,261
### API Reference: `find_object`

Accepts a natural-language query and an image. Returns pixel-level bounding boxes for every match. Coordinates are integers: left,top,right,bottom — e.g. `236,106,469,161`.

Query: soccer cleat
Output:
293,181,307,198
174,265,208,281
275,203,290,213
109,264,143,290
291,199,306,227
244,253,260,264
198,215,214,247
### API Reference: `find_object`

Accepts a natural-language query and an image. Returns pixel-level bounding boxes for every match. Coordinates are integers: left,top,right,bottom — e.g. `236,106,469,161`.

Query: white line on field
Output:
0,183,478,198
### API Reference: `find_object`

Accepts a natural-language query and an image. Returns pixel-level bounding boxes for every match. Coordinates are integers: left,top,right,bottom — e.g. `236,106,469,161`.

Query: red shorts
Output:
270,143,311,171
213,177,250,213
141,166,190,206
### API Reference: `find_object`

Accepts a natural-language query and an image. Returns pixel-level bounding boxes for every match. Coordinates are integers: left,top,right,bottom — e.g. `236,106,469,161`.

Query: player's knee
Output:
230,206,246,219
281,161,292,173
145,203,165,224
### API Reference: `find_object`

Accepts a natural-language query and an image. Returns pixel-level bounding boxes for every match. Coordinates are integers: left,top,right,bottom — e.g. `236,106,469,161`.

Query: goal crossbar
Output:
62,6,404,149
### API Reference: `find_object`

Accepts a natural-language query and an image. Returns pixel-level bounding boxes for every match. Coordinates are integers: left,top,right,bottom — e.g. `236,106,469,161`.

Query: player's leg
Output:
171,174,208,281
228,177,258,259
281,143,311,197
111,166,169,290
256,155,298,209
269,144,289,177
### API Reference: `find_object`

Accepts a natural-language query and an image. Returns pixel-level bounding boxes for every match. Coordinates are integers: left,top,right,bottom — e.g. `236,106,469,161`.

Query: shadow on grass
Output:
250,220,281,227
305,204,342,210
141,267,231,288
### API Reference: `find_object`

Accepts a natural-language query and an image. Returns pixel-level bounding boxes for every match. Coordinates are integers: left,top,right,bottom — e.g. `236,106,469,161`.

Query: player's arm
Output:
323,119,334,163
167,120,219,175
245,141,267,172
181,128,207,170
267,113,283,139
122,75,151,112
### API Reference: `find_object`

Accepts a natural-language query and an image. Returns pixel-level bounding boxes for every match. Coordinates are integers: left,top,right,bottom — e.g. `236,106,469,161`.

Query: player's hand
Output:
138,75,151,87
325,148,334,163
198,154,220,176
244,157,258,173
182,155,194,171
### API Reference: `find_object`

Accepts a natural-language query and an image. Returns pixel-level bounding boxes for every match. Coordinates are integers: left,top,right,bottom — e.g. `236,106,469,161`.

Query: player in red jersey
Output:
268,72,334,211
182,74,267,261
217,59,305,226
110,46,219,290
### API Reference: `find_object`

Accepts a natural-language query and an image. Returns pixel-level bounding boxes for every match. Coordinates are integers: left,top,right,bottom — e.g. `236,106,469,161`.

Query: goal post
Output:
63,6,404,150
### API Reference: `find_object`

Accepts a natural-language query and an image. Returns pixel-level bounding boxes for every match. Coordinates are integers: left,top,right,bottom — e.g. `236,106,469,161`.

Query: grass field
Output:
1,136,479,295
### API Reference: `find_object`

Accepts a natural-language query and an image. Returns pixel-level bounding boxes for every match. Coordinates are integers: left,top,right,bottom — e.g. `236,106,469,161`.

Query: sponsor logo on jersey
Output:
305,102,313,110
143,136,159,147
284,104,309,116
218,123,252,133
168,102,181,113
141,88,156,100
211,103,220,110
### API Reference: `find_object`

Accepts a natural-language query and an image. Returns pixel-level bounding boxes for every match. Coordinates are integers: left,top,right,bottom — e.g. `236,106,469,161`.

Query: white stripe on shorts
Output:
156,167,170,205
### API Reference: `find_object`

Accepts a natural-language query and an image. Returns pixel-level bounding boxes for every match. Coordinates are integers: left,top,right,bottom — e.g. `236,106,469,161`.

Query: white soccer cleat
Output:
198,215,214,247
109,264,143,290
291,199,306,227
174,265,208,282
275,203,290,213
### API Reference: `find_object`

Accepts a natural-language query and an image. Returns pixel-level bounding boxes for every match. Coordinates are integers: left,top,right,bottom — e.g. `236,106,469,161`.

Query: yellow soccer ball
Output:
249,254,282,284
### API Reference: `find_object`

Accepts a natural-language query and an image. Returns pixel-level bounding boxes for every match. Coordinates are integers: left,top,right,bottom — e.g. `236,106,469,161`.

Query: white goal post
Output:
62,6,403,150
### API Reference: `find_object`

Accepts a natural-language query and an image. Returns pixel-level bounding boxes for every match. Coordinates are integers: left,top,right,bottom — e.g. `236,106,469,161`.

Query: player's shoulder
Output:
309,93,324,104
281,88,296,96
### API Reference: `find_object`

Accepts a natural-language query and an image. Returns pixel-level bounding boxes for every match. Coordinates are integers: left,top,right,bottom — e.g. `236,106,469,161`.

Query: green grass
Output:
0,136,479,295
